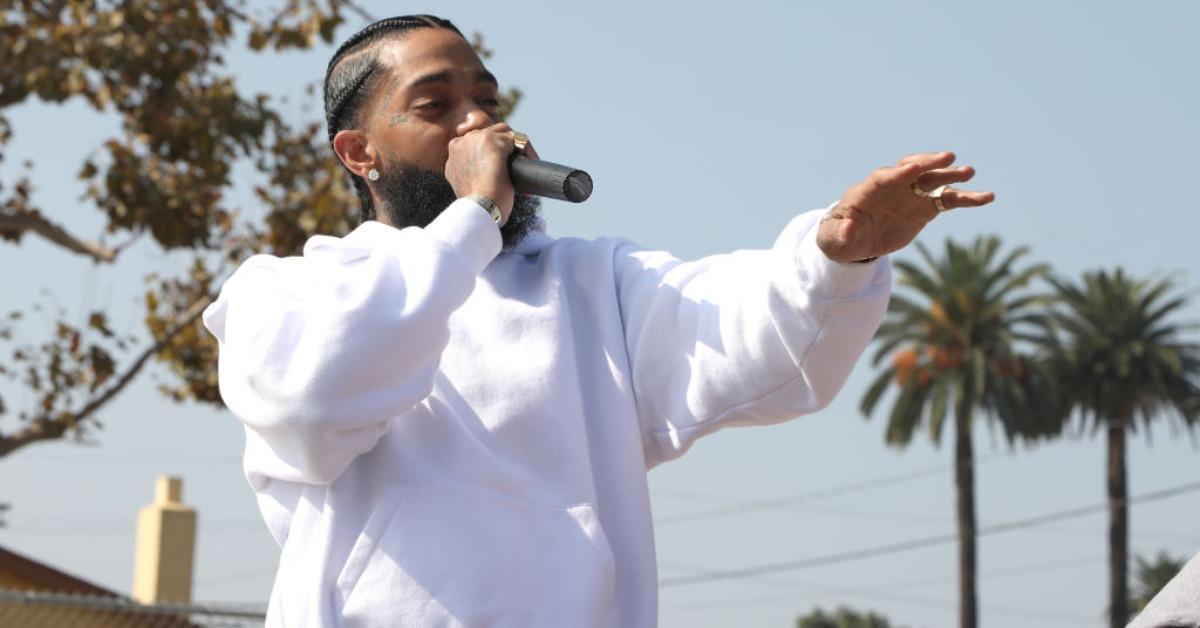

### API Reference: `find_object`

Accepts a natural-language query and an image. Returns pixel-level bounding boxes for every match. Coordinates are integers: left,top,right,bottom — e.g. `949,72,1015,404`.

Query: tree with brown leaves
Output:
0,1,517,457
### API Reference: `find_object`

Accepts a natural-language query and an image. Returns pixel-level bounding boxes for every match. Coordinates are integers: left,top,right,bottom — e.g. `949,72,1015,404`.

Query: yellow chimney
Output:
131,475,197,604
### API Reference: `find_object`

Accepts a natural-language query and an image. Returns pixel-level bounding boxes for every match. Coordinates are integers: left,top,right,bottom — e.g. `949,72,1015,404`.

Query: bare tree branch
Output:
0,209,118,263
340,0,375,23
0,293,216,457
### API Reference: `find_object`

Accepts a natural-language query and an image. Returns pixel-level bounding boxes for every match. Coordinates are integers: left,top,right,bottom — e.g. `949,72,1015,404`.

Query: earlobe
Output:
332,129,376,178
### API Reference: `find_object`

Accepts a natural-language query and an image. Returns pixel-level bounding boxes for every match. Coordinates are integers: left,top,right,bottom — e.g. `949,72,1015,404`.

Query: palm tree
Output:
1044,269,1200,628
861,236,1055,628
1130,550,1187,615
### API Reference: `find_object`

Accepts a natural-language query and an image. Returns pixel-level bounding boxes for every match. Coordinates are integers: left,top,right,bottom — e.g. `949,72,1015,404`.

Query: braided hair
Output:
324,15,464,223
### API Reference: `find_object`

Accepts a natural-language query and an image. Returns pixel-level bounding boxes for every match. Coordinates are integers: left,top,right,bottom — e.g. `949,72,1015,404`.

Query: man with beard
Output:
202,14,995,627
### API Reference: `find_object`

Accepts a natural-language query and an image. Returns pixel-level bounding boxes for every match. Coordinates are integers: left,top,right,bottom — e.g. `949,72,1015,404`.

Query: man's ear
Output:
332,129,375,177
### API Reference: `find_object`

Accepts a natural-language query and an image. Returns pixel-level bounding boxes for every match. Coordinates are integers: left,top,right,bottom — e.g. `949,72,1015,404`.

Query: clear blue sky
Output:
1,2,1198,627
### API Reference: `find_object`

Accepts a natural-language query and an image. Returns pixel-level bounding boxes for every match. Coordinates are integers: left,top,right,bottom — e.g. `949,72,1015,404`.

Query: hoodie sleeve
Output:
614,208,892,468
202,199,501,486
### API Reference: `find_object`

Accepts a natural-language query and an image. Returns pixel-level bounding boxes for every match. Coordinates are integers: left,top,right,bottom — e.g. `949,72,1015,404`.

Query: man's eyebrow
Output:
406,69,499,90
408,70,453,89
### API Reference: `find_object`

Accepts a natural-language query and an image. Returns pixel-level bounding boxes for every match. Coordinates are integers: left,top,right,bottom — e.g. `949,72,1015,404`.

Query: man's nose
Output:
454,106,495,136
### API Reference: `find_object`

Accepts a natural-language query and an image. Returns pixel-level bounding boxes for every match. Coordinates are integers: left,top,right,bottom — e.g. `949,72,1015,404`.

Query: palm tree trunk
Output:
1108,414,1129,628
955,401,978,628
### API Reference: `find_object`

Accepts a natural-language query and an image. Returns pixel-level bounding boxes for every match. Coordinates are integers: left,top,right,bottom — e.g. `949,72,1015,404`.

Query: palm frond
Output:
861,366,896,417
928,376,950,445
894,260,943,301
886,381,929,447
1047,268,1200,439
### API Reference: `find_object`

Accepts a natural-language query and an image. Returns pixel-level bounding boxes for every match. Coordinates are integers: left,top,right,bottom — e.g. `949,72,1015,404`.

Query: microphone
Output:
509,155,593,203
505,131,592,203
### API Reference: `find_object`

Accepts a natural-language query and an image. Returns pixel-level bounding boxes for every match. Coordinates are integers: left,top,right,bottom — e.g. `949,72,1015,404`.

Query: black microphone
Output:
509,155,593,203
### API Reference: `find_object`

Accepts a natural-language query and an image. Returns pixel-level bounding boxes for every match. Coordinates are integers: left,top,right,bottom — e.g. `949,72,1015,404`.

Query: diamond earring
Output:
367,168,379,181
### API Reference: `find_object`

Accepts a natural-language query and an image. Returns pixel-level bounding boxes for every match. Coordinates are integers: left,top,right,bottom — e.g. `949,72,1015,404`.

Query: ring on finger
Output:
507,130,529,153
930,185,953,211
912,182,949,198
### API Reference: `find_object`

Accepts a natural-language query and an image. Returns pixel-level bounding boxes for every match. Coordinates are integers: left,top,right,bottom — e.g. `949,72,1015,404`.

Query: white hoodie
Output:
202,199,891,627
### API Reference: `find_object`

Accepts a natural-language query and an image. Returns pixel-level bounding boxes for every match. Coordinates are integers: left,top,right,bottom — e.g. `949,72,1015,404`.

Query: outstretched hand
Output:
816,152,995,263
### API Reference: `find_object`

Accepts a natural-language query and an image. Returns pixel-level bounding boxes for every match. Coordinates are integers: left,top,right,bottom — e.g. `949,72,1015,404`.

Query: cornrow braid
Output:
323,15,464,223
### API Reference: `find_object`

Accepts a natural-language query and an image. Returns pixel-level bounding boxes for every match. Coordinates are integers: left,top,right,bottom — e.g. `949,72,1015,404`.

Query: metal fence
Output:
0,588,265,627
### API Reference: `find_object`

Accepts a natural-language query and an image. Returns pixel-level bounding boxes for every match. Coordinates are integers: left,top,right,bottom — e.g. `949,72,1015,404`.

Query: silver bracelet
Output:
464,194,502,223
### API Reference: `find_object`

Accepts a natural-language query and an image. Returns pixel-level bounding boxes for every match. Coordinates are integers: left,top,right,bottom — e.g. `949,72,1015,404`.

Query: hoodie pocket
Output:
335,484,616,627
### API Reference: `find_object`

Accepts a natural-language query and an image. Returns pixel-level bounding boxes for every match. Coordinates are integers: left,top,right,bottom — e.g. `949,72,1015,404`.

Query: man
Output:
202,14,994,627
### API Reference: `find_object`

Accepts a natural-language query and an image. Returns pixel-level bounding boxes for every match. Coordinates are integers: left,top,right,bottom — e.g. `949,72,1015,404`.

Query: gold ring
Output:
931,185,952,211
912,183,949,199
914,183,952,211
508,130,529,153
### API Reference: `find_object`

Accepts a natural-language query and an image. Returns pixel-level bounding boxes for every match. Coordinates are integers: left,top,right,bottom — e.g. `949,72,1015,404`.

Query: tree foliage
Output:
0,1,519,456
1130,550,1187,614
1045,270,1200,438
861,237,1057,448
796,606,906,628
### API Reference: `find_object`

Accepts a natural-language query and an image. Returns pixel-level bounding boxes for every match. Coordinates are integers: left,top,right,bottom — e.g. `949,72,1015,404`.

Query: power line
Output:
656,492,948,524
663,490,1200,542
659,479,1200,587
661,552,1103,591
18,451,241,466
653,455,1002,526
1,520,264,536
665,584,1097,625
658,486,1200,543
659,555,1102,624
196,565,278,588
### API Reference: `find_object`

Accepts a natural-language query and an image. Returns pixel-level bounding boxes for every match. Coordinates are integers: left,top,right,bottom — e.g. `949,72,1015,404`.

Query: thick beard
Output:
374,163,542,251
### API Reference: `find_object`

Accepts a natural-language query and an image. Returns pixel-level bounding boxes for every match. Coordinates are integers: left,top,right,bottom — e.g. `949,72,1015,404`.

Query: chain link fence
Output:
0,588,265,627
